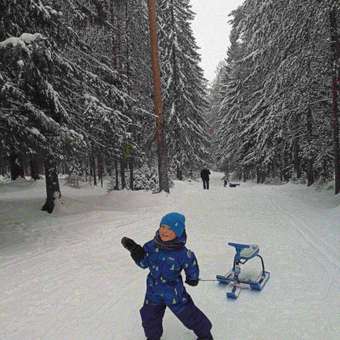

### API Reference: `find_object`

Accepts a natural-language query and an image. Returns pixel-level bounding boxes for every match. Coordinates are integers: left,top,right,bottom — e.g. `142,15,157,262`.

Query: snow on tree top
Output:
84,93,99,103
28,127,43,137
20,33,43,44
0,33,43,51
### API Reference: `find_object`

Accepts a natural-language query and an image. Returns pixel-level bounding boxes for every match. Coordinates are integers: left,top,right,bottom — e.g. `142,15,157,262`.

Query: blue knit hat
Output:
160,212,185,237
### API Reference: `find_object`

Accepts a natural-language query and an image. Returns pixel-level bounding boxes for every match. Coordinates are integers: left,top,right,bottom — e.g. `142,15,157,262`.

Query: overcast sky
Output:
191,0,244,83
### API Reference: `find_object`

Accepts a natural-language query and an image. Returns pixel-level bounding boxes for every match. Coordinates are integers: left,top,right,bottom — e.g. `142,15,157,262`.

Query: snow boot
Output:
197,336,213,340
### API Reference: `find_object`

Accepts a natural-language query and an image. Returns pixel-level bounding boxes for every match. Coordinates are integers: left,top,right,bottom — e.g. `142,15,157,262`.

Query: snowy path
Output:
1,173,339,339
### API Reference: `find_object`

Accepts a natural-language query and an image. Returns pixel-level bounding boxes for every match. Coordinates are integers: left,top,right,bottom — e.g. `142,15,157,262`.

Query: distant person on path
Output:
121,212,213,340
200,168,211,190
222,173,229,187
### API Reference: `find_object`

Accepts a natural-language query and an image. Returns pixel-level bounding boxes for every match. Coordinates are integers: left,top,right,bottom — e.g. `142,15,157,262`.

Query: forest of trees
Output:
0,0,210,212
1,0,340,214
210,0,340,191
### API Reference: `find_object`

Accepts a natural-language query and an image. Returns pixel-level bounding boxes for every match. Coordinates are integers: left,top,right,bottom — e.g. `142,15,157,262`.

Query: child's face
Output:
159,226,177,241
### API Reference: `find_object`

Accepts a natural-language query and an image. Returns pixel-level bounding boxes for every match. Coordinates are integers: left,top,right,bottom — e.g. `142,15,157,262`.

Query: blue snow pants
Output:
140,294,212,340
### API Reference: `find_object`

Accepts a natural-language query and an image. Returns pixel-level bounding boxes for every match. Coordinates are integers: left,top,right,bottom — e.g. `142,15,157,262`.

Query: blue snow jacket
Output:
137,233,199,306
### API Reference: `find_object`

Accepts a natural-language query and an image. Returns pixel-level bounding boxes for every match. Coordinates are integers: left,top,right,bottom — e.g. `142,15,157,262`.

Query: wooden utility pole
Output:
330,6,340,194
146,0,170,192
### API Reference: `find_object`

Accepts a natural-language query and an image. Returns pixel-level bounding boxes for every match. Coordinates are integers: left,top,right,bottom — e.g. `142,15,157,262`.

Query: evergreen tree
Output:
212,0,336,186
158,0,211,178
0,0,130,211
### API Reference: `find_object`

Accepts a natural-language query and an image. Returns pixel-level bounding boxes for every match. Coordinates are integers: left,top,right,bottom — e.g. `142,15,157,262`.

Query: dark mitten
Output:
121,237,138,251
185,278,199,286
130,245,145,263
121,237,145,263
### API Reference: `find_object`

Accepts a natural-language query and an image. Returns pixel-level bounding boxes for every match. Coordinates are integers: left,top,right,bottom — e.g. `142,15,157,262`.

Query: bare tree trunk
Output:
129,158,134,190
306,107,314,186
282,151,290,182
107,162,112,177
41,156,60,213
91,154,97,186
22,154,29,177
293,139,301,178
330,7,340,194
271,162,278,179
0,152,5,176
256,168,266,184
120,159,126,189
9,153,24,180
176,167,183,180
87,157,91,185
114,159,119,190
307,160,314,186
243,167,248,182
98,153,104,188
30,154,40,180
256,168,261,184
147,0,169,193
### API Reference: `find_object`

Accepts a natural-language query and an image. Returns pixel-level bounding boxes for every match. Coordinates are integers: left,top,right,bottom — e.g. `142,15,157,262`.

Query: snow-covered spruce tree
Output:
125,0,155,154
207,61,228,132
68,0,132,187
79,0,155,190
205,62,227,169
254,0,333,185
0,8,80,212
260,0,332,185
213,0,335,185
213,6,250,179
0,0,130,211
233,0,296,182
114,0,156,190
158,0,211,179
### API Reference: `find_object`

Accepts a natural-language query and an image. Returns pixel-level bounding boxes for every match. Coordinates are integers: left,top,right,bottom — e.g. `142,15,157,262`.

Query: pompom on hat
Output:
160,212,185,237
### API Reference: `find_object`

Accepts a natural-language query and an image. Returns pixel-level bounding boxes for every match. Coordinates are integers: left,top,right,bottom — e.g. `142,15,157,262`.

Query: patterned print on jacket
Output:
137,237,199,306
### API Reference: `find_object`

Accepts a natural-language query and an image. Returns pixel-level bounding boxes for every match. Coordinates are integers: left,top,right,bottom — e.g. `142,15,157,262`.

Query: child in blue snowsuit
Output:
121,212,213,340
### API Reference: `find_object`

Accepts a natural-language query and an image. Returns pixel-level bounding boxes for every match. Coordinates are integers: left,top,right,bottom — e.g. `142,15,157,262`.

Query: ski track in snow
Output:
1,173,340,340
266,191,339,298
267,189,340,271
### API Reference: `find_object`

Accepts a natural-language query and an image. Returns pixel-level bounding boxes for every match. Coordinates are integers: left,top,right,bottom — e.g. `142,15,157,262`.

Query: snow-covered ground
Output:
1,172,339,340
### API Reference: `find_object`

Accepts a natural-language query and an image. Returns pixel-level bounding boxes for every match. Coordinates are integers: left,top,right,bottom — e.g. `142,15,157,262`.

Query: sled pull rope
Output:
199,278,219,282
